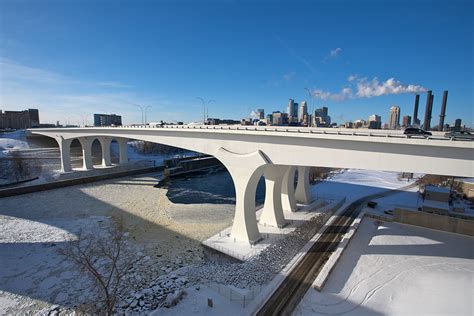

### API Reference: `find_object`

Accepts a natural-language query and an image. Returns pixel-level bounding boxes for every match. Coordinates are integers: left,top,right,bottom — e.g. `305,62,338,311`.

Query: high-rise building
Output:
0,108,40,129
368,114,382,129
454,118,462,131
388,105,401,129
287,99,299,124
272,111,288,126
256,109,265,119
93,113,122,127
299,101,308,122
314,107,331,127
353,119,366,129
402,115,412,127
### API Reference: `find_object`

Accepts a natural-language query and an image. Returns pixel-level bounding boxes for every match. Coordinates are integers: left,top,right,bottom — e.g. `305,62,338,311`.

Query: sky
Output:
0,0,473,127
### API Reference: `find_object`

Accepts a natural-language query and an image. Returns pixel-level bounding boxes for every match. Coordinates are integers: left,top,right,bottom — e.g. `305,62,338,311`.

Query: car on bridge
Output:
444,130,474,141
403,127,432,138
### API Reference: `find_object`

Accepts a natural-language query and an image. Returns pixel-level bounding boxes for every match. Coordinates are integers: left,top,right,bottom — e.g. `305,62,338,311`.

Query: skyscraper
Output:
299,101,308,122
256,109,265,119
388,105,401,130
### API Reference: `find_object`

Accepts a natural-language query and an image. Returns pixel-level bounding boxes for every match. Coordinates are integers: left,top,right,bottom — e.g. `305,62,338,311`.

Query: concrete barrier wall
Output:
0,166,163,198
394,208,474,236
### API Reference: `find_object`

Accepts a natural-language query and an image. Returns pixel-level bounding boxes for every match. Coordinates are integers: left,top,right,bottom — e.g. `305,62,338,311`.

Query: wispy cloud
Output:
323,47,342,63
0,58,174,124
311,75,427,101
0,57,131,89
273,34,317,73
266,71,296,87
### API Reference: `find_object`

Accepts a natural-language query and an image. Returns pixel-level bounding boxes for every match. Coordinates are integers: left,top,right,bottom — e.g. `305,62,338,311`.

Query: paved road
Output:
256,182,419,316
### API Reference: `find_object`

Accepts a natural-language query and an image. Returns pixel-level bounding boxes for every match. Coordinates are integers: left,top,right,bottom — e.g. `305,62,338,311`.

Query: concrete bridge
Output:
29,125,474,244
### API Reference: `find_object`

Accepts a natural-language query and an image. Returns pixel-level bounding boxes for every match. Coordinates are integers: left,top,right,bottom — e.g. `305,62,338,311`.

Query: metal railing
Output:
205,282,264,308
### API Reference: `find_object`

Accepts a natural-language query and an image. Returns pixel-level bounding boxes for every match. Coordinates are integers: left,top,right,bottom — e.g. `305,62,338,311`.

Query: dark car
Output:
444,130,474,140
404,127,432,138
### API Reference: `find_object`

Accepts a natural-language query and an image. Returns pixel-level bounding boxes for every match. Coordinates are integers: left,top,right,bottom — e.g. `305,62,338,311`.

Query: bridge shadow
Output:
0,172,206,311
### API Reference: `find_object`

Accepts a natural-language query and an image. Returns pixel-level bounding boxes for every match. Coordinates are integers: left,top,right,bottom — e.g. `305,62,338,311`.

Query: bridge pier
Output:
78,137,94,170
117,138,129,164
260,165,288,228
282,166,297,212
216,148,269,244
98,137,113,167
296,166,312,204
56,137,72,173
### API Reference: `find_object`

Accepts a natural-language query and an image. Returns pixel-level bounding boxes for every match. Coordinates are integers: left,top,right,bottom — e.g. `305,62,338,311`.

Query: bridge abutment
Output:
296,166,312,204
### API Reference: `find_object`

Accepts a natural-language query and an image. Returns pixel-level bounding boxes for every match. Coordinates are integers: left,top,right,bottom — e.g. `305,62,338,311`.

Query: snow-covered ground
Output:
313,169,420,205
0,130,30,157
295,218,474,316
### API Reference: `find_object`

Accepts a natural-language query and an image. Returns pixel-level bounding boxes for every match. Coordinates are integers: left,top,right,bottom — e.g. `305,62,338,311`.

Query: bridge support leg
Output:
56,137,72,173
282,166,297,212
117,138,129,164
296,166,312,204
215,148,269,244
260,165,288,228
78,137,94,170
98,137,112,167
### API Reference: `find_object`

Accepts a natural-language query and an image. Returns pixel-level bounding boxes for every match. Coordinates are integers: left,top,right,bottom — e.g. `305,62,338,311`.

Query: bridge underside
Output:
30,128,474,244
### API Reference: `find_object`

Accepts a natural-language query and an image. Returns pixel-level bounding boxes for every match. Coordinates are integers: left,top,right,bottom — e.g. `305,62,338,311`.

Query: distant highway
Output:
256,182,419,316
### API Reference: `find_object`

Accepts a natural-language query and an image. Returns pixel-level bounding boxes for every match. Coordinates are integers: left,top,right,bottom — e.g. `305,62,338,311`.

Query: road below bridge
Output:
256,181,419,316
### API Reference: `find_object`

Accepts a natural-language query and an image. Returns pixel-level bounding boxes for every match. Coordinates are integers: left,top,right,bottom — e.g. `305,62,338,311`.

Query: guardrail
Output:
60,125,468,142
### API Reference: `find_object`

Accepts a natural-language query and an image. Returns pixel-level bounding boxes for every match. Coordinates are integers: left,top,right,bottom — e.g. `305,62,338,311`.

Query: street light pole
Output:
304,88,313,127
196,97,215,124
145,106,152,124
132,104,144,125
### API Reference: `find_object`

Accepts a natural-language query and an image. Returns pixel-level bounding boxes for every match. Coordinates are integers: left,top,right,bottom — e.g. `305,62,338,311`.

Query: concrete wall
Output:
393,208,474,236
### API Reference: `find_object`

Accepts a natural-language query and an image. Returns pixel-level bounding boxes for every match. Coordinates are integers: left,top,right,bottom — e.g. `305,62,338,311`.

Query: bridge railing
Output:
78,125,458,142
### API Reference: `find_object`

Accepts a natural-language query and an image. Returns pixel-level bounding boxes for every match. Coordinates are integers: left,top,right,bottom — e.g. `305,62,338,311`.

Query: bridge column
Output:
260,165,288,228
117,138,129,164
282,166,297,212
296,166,312,204
98,137,112,167
56,137,72,173
78,137,94,170
215,148,269,244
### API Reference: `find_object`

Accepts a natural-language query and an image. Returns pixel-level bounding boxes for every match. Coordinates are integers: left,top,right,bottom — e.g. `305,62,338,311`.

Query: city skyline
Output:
0,1,472,126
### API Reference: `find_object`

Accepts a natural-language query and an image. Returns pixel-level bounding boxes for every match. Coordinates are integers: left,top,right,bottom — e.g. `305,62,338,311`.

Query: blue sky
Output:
0,0,473,126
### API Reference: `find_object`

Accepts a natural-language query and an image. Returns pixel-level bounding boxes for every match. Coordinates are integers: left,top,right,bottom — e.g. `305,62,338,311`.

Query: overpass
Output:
29,125,474,244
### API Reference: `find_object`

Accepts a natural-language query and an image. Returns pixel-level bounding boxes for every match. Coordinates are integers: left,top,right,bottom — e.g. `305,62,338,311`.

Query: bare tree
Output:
59,226,142,314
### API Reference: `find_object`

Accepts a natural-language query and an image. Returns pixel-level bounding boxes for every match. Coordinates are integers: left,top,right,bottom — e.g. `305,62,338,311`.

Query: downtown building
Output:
93,113,122,127
388,105,401,130
0,108,40,129
368,114,382,129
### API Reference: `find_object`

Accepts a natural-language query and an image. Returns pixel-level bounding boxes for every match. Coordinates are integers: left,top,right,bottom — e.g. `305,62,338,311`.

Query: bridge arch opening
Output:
69,138,83,169
91,138,103,167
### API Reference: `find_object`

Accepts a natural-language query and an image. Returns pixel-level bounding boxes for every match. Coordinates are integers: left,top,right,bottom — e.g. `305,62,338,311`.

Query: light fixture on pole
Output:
196,97,215,124
304,88,313,127
144,106,152,124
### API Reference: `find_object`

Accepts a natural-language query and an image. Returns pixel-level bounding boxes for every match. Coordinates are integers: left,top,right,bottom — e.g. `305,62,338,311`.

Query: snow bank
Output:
295,218,474,315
